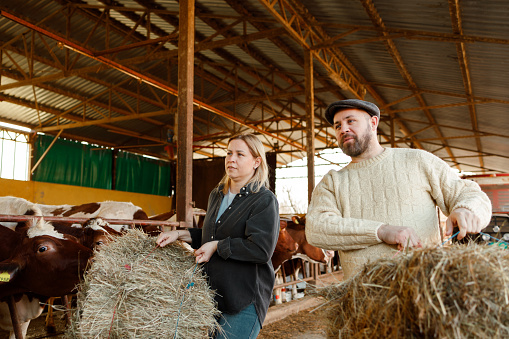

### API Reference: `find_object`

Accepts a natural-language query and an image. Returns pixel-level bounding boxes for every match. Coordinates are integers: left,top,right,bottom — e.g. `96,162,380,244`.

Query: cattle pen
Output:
0,211,342,339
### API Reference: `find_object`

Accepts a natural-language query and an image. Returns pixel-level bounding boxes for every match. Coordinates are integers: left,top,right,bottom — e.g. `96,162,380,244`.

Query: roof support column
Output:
176,0,195,227
305,49,315,203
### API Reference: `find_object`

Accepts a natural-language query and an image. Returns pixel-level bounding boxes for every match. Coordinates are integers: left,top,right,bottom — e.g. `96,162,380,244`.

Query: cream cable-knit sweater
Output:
306,147,492,279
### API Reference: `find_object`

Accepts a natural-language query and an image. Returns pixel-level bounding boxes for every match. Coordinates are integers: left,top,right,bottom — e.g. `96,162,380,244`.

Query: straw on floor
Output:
68,229,220,338
314,243,509,338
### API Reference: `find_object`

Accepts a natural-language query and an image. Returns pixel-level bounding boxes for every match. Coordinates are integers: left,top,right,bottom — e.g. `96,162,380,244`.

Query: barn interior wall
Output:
192,157,226,210
0,178,172,216
192,153,277,211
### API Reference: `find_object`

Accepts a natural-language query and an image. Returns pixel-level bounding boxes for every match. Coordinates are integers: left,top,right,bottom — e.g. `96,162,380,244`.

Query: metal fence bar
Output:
0,214,180,227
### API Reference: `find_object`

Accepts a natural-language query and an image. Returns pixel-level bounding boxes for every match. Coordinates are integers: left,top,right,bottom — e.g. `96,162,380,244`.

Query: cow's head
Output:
81,218,121,249
0,235,93,298
0,218,93,299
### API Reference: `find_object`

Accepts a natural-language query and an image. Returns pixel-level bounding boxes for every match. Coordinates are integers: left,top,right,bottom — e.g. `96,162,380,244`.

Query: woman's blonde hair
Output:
219,133,270,194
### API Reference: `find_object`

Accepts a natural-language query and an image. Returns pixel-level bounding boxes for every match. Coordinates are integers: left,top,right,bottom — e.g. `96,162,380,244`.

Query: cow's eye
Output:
38,246,48,253
96,241,104,246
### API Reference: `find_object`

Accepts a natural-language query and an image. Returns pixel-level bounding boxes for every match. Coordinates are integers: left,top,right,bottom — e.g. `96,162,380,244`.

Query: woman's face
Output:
225,139,261,184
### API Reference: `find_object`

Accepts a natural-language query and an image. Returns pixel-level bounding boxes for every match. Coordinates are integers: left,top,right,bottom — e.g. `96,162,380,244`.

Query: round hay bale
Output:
67,229,220,338
315,244,509,338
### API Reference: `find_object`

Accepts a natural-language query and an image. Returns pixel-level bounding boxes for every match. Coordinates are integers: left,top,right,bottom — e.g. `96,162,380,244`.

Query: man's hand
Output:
194,241,219,263
377,224,423,251
446,207,484,240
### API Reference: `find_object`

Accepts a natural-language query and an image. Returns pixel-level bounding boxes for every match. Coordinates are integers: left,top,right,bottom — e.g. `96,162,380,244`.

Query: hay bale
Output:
68,229,220,338
315,244,509,338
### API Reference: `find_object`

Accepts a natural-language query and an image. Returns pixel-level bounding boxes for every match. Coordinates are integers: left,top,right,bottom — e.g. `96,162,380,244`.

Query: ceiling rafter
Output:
91,0,311,150
0,44,166,127
0,1,507,172
1,7,305,152
448,0,484,170
359,0,461,168
371,82,509,105
223,0,344,146
319,23,509,46
257,0,366,99
136,0,318,140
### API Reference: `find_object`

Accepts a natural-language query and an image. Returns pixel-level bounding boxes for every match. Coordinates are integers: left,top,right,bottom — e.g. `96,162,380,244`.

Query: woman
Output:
157,133,280,339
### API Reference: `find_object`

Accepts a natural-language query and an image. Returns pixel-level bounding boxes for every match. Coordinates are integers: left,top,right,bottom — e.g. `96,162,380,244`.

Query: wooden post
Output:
305,49,315,203
177,0,195,227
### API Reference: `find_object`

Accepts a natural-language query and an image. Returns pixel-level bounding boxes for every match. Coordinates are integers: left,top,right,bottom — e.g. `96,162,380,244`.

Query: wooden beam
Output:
305,49,315,203
34,110,172,132
31,129,63,174
176,0,195,227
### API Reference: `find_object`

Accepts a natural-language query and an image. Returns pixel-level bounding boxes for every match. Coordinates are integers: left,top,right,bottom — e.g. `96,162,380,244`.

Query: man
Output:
306,99,492,279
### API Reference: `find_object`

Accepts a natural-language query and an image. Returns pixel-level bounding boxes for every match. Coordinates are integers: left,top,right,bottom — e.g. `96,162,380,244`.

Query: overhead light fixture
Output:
0,122,32,133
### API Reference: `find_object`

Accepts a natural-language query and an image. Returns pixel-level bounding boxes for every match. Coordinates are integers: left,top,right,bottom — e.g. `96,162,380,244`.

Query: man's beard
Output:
340,128,372,157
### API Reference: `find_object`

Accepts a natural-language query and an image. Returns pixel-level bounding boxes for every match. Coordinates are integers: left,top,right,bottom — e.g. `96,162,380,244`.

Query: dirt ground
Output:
259,305,331,339
0,311,67,339
0,302,331,339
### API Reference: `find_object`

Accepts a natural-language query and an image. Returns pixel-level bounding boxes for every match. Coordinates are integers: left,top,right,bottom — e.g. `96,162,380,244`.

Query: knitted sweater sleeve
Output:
305,171,383,251
423,152,492,225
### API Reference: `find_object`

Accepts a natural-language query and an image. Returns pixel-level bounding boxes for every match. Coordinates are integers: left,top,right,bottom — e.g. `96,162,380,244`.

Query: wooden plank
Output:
305,50,315,203
176,0,195,227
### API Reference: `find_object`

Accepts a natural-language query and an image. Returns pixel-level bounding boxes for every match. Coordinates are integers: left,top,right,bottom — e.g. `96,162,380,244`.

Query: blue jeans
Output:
214,303,261,339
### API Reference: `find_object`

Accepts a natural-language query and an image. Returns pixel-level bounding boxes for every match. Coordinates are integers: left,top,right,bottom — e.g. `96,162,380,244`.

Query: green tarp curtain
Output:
33,135,171,196
33,135,112,189
115,151,171,196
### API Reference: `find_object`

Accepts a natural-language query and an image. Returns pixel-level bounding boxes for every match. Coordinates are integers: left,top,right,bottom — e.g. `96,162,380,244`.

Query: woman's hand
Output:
156,230,180,247
194,241,219,263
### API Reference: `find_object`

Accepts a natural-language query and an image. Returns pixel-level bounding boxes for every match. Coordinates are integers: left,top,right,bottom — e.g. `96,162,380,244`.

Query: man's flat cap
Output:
324,99,380,125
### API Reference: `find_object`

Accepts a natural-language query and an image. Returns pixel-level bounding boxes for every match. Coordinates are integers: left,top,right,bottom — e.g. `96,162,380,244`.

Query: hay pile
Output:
315,244,509,338
68,229,220,338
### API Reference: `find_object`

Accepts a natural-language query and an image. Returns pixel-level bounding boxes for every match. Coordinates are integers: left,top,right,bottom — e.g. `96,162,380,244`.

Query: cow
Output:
0,220,93,297
36,201,162,235
271,218,299,271
38,218,122,333
0,219,93,339
271,215,335,302
0,196,44,230
270,218,299,304
0,197,132,337
286,215,335,265
0,196,160,234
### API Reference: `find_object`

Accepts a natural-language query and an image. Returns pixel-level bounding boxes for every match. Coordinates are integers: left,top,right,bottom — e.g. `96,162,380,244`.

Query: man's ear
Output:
370,115,379,131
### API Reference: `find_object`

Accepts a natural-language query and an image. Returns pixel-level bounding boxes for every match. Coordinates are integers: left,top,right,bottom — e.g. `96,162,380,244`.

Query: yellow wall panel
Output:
0,178,172,216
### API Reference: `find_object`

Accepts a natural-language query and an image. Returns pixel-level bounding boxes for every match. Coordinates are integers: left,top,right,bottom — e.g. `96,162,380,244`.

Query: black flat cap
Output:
324,99,380,125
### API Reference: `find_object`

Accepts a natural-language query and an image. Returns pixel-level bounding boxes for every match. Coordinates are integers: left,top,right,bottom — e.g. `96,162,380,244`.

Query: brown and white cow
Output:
286,216,334,265
0,196,44,231
39,218,121,333
271,218,299,271
0,220,93,339
36,201,162,235
271,215,335,302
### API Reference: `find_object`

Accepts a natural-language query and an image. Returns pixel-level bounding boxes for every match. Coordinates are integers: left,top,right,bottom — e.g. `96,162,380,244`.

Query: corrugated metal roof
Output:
0,0,507,172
